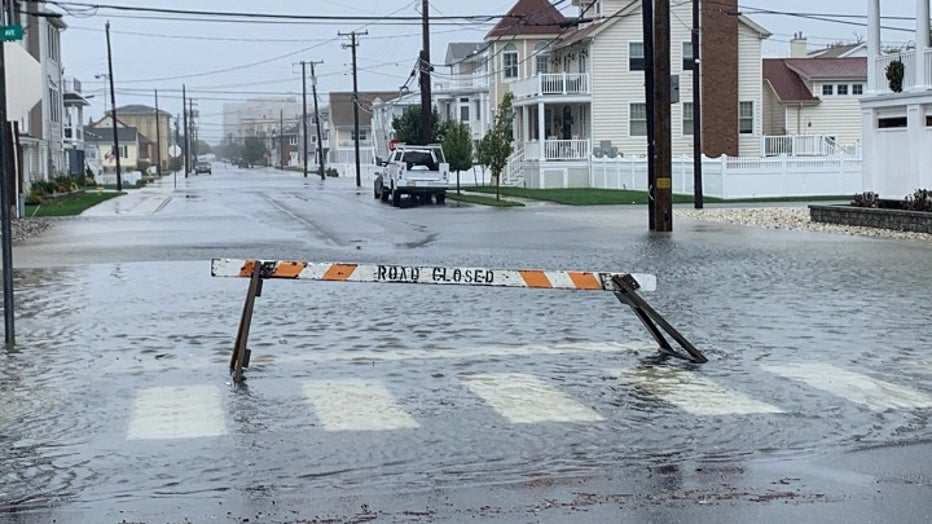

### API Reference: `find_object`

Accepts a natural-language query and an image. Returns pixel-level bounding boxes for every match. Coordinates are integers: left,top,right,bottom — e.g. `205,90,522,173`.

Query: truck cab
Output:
374,144,449,207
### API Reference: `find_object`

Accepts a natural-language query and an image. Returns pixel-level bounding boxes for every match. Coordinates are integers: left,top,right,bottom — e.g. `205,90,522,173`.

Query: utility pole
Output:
105,21,122,192
154,89,162,177
279,109,284,169
310,61,326,180
652,0,673,231
340,30,367,188
0,0,14,345
642,0,656,230
182,84,189,177
419,0,433,144
691,0,703,208
301,60,309,178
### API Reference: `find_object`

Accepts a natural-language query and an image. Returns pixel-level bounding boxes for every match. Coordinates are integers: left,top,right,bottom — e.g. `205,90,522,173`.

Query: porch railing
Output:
511,73,590,99
761,135,858,158
874,52,918,92
524,139,590,161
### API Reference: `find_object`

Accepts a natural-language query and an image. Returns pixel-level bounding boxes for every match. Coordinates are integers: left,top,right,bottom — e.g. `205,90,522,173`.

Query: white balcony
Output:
512,73,590,101
873,49,932,93
761,135,860,158
524,139,590,161
433,74,490,93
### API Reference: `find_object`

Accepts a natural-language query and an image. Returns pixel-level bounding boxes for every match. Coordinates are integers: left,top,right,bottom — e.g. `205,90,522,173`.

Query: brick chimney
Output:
701,0,739,157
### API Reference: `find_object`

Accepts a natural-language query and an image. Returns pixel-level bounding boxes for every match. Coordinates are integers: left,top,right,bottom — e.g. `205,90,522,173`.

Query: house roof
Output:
763,59,819,103
109,104,172,117
84,126,139,143
783,57,867,80
486,0,568,39
808,42,866,59
446,42,489,65
558,20,604,48
64,92,90,107
329,91,400,127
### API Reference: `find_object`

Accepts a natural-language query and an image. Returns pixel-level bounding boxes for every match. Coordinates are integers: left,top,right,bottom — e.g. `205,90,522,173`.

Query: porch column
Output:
867,0,881,93
522,105,529,148
915,0,930,89
537,101,545,160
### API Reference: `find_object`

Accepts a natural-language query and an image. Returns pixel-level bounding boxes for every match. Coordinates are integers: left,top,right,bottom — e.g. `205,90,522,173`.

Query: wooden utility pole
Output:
301,60,309,177
652,0,673,231
309,61,326,180
105,21,122,192
154,89,162,177
182,84,189,177
419,0,433,144
279,109,284,169
692,0,704,208
189,98,195,172
339,30,367,188
642,0,656,230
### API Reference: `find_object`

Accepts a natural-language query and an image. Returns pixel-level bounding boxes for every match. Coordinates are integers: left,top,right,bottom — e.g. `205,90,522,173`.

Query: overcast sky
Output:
59,0,922,142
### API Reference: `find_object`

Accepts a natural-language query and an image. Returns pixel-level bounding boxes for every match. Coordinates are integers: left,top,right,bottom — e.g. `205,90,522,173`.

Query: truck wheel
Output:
392,189,401,207
373,180,381,199
436,191,446,205
381,187,389,202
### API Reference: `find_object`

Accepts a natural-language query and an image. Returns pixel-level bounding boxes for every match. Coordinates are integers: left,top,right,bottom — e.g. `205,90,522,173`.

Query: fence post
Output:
781,155,788,196
720,154,728,198
562,72,568,95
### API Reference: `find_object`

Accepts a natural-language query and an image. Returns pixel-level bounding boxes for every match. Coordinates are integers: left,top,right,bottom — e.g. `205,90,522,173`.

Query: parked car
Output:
195,161,212,175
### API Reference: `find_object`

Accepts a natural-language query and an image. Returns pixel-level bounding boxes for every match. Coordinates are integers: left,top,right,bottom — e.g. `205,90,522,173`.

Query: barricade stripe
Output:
519,270,553,289
273,261,308,278
569,272,602,291
322,264,358,281
239,259,257,278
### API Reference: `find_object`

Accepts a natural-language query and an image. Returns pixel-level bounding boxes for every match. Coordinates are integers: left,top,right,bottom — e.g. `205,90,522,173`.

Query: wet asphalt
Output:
1,164,931,523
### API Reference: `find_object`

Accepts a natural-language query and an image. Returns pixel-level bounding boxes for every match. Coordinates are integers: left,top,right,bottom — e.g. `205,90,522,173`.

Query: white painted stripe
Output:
209,258,658,292
620,368,783,415
127,385,227,440
460,373,605,424
302,379,419,431
762,363,932,411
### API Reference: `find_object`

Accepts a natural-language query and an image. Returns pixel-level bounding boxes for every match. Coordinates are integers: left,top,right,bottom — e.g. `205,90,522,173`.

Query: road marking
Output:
302,379,419,431
761,363,932,411
620,368,783,415
460,373,605,424
127,385,227,440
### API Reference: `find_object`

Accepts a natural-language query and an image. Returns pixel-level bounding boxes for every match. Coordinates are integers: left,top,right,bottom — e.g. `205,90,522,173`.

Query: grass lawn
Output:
465,186,850,206
25,192,122,217
445,192,525,207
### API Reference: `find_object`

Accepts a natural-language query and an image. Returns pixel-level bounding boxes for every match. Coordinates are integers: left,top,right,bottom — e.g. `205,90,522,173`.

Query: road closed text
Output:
376,265,495,285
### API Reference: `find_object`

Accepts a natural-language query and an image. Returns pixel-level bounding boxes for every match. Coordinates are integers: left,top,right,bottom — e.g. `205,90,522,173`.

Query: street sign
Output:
0,25,22,41
4,42,41,122
169,144,182,158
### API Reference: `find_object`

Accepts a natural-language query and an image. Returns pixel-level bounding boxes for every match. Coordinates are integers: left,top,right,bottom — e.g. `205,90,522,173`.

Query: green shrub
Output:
325,167,339,177
850,191,880,208
904,188,932,212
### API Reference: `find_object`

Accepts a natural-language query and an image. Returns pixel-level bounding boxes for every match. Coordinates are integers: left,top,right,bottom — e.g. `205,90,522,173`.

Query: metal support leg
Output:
230,262,262,383
612,275,707,364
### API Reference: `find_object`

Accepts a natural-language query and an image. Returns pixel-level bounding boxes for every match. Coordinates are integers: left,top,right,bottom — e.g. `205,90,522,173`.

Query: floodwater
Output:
1,168,931,520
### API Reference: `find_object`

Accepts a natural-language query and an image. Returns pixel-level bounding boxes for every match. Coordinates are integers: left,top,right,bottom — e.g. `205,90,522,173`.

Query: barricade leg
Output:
611,275,708,364
230,263,263,383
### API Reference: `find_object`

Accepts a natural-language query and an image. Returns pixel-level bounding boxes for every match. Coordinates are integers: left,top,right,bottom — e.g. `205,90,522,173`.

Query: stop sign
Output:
389,139,400,151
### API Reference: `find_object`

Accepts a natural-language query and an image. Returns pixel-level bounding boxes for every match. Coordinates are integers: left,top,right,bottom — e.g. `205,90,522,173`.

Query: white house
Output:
486,0,771,187
63,77,90,175
860,0,932,199
433,42,492,147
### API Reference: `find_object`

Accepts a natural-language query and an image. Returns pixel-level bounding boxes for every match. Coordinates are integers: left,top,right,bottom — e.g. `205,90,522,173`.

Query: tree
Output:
442,121,473,194
476,92,514,201
242,136,266,166
392,106,444,145
195,140,212,156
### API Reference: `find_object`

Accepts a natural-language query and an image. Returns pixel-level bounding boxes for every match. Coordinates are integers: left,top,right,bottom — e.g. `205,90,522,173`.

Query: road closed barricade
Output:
211,258,708,383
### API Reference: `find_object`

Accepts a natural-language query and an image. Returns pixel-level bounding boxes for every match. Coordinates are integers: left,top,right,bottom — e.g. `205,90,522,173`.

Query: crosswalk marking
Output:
620,368,784,415
127,385,227,440
761,363,932,411
301,379,419,431
459,373,605,424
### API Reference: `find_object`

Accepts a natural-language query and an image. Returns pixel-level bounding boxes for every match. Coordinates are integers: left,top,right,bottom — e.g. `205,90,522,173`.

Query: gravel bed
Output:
676,207,932,241
9,218,51,244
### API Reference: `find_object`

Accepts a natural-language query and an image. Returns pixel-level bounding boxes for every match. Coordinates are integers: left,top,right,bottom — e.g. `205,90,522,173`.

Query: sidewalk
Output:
81,173,186,217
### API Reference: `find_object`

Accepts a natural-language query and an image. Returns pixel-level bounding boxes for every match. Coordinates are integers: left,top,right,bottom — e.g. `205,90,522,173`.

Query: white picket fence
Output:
589,155,862,199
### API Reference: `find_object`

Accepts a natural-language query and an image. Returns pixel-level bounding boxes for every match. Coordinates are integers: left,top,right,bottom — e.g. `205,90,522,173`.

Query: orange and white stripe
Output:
210,258,657,292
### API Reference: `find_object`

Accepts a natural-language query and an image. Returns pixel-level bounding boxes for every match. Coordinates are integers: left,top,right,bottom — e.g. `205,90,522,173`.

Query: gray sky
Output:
60,0,921,142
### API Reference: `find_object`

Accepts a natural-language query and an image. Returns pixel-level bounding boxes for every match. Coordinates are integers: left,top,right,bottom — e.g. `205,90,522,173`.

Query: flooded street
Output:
2,165,932,522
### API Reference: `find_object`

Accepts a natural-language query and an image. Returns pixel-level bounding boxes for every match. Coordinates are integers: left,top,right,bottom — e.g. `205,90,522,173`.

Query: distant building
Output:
328,91,397,164
434,42,492,147
106,104,172,171
84,124,143,172
63,77,91,175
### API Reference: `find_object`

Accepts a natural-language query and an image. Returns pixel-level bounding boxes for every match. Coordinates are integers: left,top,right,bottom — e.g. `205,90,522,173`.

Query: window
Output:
926,115,932,126
289,136,297,146
503,43,518,79
630,102,647,136
682,41,694,71
629,42,645,71
533,41,549,75
351,129,368,141
852,84,864,95
682,102,694,135
878,116,907,128
739,101,754,134
822,84,833,96
837,84,849,95
119,145,128,158
460,98,470,122
48,87,60,123
47,25,60,62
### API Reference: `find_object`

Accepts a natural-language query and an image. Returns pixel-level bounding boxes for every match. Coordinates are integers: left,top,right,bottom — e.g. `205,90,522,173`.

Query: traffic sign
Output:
4,42,40,121
169,144,182,158
0,25,22,41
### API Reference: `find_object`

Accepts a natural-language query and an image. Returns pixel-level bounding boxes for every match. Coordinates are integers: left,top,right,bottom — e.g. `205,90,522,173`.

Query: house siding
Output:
763,83,787,135
795,81,864,146
737,22,763,157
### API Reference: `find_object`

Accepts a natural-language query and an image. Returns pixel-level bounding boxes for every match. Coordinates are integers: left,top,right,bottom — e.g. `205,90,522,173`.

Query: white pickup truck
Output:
374,144,450,207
